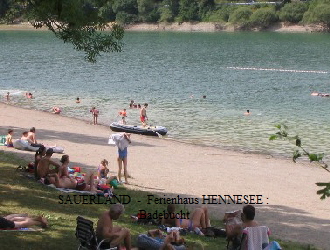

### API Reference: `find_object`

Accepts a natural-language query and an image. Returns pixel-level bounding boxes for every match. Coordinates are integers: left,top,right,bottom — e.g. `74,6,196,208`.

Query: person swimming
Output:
76,97,80,103
244,110,251,116
53,107,62,114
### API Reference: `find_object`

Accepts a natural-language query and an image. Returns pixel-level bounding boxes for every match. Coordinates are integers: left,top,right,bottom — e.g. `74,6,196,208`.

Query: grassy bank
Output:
0,151,319,249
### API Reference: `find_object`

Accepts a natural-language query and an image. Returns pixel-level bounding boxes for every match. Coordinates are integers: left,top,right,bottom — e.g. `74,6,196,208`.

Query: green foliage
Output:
316,182,330,199
158,0,179,22
112,0,138,15
137,0,159,22
303,3,330,27
208,6,236,22
249,7,278,29
228,6,252,26
279,2,309,23
269,123,330,199
115,11,138,24
177,0,199,22
23,0,125,63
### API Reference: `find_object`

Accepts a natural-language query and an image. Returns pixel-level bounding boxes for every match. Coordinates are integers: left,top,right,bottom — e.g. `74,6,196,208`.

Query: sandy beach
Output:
0,103,329,249
0,21,324,33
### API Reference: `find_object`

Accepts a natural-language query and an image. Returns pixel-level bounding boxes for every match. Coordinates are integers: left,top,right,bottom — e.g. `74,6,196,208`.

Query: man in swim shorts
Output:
119,109,127,124
36,148,61,180
140,103,148,126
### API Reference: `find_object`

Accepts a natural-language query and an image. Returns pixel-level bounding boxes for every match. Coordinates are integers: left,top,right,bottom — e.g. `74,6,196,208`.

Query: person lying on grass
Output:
46,172,98,192
0,214,48,229
161,205,211,235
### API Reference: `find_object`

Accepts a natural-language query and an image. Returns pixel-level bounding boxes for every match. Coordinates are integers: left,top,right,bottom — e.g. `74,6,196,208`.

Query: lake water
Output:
1,30,330,157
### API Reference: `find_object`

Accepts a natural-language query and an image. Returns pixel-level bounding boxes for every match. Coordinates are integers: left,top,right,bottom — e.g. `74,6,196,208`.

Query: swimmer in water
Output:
244,110,251,116
53,107,62,114
76,97,80,103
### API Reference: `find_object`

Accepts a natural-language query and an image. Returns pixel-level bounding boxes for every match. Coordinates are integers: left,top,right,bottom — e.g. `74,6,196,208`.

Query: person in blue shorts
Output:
117,133,131,184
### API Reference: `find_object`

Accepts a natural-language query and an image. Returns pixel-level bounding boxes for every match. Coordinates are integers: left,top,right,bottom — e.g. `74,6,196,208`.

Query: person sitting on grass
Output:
0,214,48,229
5,129,14,147
36,148,61,180
96,204,131,250
97,159,118,185
34,145,46,180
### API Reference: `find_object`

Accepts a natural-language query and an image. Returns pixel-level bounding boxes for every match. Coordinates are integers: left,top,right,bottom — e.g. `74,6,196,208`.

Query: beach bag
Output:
109,179,119,188
27,162,35,173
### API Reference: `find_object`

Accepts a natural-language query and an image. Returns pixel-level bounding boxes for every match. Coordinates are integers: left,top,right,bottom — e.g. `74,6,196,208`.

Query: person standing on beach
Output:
90,107,99,125
111,133,131,184
5,92,10,102
140,103,148,126
119,109,127,125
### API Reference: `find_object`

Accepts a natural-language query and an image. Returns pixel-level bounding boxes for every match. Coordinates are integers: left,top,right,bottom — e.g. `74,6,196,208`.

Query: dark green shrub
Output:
279,2,309,23
250,7,278,29
303,3,330,27
228,6,252,24
210,6,237,22
115,11,138,24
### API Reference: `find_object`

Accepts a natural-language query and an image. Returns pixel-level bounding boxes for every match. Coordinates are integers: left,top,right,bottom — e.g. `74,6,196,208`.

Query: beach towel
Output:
242,226,270,250
0,135,6,146
0,227,44,231
110,134,130,150
13,139,64,153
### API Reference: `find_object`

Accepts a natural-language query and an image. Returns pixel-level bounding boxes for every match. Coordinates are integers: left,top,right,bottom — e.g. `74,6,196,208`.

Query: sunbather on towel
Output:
46,172,98,192
0,214,48,229
162,205,211,235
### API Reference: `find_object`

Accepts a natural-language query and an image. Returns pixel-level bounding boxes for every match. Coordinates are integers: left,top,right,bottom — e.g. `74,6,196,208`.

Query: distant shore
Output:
0,21,326,33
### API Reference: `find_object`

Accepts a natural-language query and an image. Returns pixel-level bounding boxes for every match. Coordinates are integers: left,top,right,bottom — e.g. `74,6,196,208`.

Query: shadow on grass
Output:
0,151,325,249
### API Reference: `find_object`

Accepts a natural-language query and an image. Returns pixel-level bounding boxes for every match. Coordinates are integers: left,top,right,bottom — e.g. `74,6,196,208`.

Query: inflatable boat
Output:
110,122,167,136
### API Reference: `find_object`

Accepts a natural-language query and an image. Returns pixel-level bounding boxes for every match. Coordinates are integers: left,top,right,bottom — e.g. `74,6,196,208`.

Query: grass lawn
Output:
0,151,319,249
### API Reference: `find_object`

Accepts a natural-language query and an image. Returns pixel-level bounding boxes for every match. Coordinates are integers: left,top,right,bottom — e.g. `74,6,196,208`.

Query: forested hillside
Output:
1,0,330,30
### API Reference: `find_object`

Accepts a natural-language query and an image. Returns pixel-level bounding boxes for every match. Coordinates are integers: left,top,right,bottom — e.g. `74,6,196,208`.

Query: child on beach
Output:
97,159,119,186
90,107,99,125
5,129,14,147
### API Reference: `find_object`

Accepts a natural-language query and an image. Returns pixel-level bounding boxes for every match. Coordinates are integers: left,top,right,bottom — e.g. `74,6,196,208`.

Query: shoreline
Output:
0,102,329,249
0,21,325,33
0,101,291,160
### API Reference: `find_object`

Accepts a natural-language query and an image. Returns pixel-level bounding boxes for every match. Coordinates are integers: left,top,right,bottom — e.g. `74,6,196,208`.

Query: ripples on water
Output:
1,30,330,158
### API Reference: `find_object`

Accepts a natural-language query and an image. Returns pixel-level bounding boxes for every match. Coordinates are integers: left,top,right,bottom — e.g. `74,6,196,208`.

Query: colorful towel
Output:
0,227,43,231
